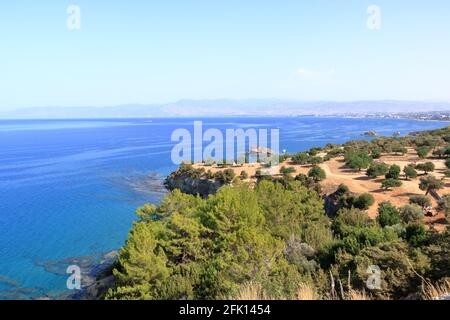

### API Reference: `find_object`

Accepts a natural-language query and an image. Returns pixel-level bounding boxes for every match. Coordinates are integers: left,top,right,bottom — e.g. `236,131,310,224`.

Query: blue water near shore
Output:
0,117,448,299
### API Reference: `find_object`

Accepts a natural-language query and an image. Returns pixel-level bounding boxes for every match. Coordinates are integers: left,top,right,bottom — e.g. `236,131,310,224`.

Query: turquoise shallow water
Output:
0,117,448,299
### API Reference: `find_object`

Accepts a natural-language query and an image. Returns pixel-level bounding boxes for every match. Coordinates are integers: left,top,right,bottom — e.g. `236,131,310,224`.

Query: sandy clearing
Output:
192,149,449,230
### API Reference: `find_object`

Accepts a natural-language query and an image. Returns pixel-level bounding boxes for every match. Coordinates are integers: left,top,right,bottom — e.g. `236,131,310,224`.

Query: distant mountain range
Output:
2,99,450,119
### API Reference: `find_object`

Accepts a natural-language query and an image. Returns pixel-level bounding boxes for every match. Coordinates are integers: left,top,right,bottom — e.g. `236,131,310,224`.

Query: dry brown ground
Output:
193,148,449,231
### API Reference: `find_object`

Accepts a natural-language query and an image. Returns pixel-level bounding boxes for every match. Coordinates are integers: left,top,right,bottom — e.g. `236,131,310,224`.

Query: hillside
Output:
101,126,450,300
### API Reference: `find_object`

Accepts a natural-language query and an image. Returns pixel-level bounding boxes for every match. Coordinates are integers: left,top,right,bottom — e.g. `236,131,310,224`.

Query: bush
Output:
366,163,389,179
386,165,401,180
334,208,373,231
215,169,236,184
392,146,408,155
416,162,435,174
405,223,427,247
326,148,344,159
399,204,424,223
353,193,375,210
403,165,418,180
309,156,324,165
416,146,430,158
371,148,382,159
377,202,401,227
280,166,296,175
344,151,373,171
352,241,422,299
308,166,326,182
308,147,322,156
409,195,431,208
381,178,403,191
291,152,310,165
240,170,249,180
336,184,350,195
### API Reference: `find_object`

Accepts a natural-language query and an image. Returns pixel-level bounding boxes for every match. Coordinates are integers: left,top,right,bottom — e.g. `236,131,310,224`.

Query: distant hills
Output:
2,99,450,119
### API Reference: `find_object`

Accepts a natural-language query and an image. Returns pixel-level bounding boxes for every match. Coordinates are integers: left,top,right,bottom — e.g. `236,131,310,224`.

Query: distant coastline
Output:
1,113,450,123
2,100,450,120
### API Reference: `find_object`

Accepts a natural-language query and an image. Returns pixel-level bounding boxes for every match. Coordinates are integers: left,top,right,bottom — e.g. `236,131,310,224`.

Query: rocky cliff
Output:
164,174,223,198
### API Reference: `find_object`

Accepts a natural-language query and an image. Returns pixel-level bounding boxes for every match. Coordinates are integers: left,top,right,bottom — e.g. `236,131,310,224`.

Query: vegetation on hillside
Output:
106,126,450,300
106,178,449,300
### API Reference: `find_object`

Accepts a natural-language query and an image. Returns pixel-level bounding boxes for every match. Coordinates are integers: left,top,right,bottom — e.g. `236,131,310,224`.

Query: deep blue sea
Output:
0,117,448,299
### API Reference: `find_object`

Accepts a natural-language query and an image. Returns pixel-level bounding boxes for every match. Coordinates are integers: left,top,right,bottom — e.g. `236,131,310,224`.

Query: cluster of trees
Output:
168,163,239,186
344,150,373,171
106,178,450,300
332,184,375,211
278,165,326,184
213,169,236,184
291,152,324,166
363,162,406,191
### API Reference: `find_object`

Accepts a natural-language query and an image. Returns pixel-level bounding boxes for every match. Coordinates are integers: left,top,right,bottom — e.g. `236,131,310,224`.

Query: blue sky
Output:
1,1,449,110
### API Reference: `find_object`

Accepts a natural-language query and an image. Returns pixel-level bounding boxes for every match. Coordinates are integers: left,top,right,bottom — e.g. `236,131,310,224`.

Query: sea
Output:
0,117,448,299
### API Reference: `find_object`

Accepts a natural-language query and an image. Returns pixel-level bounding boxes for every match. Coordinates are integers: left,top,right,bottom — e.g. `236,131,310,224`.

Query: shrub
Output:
308,147,322,156
280,166,296,175
409,195,431,208
381,178,403,191
385,165,401,180
392,146,408,155
405,223,427,247
416,162,435,174
353,193,375,210
366,163,389,179
292,152,310,165
308,166,326,182
334,208,373,231
309,156,324,165
399,204,424,223
403,165,418,180
416,146,430,158
336,184,350,195
344,151,373,171
371,148,382,159
326,148,344,159
377,202,401,227
352,241,422,299
215,169,236,184
432,148,445,158
240,170,249,180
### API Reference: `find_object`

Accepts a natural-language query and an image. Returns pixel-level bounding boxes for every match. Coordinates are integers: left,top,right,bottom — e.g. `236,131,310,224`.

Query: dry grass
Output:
233,280,375,301
347,289,369,300
233,281,271,300
234,282,321,301
423,280,450,300
296,283,319,300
